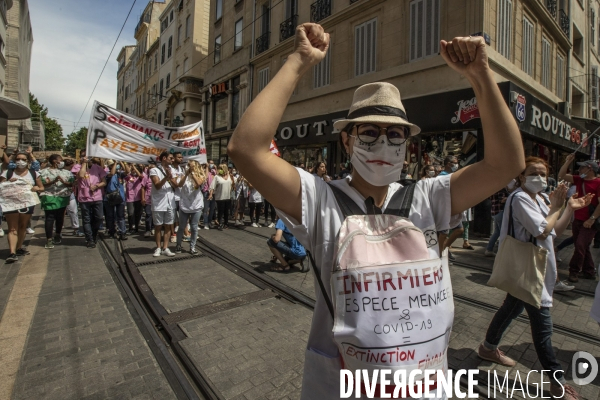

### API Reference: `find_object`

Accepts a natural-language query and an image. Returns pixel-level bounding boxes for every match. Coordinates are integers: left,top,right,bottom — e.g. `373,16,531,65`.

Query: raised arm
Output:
558,153,575,183
78,158,88,179
441,37,525,215
228,23,330,223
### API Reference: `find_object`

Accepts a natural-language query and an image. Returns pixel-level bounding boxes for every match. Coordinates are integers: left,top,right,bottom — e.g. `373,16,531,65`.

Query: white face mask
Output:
57,161,64,169
427,170,435,177
15,160,27,168
350,135,406,186
580,173,587,179
523,176,547,193
451,163,458,172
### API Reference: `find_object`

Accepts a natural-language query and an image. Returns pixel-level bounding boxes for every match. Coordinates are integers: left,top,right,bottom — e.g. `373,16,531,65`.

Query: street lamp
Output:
173,116,183,127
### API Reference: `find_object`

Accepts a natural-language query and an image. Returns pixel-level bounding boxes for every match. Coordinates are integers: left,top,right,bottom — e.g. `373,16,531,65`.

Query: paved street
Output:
1,213,600,399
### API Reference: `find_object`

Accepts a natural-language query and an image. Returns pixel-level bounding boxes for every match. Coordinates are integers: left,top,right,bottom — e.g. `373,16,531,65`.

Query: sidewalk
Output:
0,212,174,399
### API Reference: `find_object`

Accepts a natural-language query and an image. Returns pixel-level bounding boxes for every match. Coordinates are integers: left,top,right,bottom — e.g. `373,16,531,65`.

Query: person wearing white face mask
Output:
228,22,527,398
439,155,458,176
479,157,592,400
558,154,600,282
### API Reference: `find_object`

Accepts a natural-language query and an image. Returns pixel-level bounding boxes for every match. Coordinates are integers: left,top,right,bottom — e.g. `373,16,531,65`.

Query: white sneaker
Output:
251,223,259,228
484,250,496,257
0,229,4,237
554,280,575,292
204,226,209,230
26,227,34,234
153,247,162,257
162,248,175,257
151,229,155,235
144,231,152,238
235,220,241,226
268,222,275,228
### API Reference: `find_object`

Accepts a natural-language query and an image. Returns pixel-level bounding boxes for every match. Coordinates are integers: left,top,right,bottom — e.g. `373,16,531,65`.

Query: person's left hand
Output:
90,184,98,191
584,219,595,228
568,193,594,211
548,183,568,211
440,36,489,80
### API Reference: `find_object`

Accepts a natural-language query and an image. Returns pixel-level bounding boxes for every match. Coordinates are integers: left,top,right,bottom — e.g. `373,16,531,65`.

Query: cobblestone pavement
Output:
1,216,175,400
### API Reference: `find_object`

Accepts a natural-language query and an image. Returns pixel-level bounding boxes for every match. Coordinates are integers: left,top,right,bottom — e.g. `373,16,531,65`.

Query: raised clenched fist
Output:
440,36,489,79
290,23,330,74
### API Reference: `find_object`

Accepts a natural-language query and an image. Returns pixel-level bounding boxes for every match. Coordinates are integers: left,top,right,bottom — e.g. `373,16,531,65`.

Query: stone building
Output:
3,0,33,149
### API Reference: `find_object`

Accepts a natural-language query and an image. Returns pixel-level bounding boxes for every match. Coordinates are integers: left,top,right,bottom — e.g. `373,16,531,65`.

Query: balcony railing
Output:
560,9,570,37
256,32,270,55
546,0,557,18
311,0,331,23
135,13,151,36
280,15,298,42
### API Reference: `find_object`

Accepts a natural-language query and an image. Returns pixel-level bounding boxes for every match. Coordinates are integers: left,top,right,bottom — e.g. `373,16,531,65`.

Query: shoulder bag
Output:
487,195,548,308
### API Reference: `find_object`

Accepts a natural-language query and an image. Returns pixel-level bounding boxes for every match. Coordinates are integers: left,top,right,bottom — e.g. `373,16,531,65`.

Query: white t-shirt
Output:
149,166,175,212
179,177,204,213
171,165,184,201
276,168,460,400
209,175,232,201
499,189,556,308
249,187,263,203
1,169,39,185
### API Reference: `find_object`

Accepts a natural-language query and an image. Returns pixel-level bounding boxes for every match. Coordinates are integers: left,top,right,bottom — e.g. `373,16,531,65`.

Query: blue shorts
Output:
267,238,305,260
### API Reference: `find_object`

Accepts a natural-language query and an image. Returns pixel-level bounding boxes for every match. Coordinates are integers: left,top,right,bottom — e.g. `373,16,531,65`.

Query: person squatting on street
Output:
0,152,43,262
267,219,307,272
150,151,177,257
478,157,592,400
175,160,205,255
558,154,600,282
228,23,525,398
39,154,74,249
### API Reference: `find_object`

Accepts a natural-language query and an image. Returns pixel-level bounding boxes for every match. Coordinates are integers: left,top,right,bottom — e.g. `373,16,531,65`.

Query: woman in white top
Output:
479,156,591,399
234,175,248,225
312,161,331,182
209,163,234,230
228,23,526,399
247,182,263,228
0,152,43,263
175,160,205,254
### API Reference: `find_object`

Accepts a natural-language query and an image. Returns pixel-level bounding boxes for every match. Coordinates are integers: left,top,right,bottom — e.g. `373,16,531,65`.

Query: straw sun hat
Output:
332,82,421,136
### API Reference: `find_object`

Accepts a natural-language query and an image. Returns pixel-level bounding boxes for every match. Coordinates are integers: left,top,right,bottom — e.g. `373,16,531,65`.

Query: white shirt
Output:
209,175,232,201
171,165,184,201
179,177,204,213
276,168,460,400
1,169,39,185
249,187,263,203
499,189,556,308
149,166,175,212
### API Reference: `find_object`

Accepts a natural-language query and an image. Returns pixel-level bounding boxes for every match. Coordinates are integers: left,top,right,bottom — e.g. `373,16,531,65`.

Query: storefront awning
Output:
0,96,31,120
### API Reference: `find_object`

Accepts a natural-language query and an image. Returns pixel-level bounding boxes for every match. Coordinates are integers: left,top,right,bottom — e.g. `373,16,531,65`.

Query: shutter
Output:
593,66,599,108
417,0,423,59
433,0,440,54
355,24,360,76
410,2,416,61
369,19,377,73
425,0,432,57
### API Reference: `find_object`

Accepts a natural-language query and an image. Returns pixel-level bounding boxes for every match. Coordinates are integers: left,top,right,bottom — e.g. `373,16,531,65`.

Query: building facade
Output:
4,0,33,149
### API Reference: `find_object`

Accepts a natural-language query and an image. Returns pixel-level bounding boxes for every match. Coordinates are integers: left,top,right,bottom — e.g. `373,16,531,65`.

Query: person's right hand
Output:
9,177,17,182
548,183,567,211
564,153,575,165
141,199,146,207
290,23,330,74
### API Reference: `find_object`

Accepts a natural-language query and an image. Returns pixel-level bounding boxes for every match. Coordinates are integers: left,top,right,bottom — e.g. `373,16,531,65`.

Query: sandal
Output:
271,264,291,272
462,243,475,250
270,256,278,263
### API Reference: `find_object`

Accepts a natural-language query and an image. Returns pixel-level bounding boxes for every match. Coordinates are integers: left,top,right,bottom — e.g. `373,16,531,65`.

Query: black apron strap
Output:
385,183,416,218
327,183,365,219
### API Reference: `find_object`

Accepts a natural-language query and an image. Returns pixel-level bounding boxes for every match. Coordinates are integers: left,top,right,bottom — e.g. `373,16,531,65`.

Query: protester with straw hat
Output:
228,22,525,399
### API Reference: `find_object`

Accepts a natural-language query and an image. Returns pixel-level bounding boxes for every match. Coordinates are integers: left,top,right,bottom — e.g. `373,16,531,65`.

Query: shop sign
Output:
529,104,585,145
515,94,526,122
210,82,228,96
451,97,480,124
275,111,348,146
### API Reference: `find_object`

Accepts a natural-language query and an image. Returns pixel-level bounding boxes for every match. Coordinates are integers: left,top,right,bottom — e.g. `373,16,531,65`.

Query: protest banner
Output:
0,180,40,212
33,150,63,160
87,101,207,164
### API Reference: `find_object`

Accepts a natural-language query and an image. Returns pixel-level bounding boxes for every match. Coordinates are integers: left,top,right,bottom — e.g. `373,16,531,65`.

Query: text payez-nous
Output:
340,369,566,398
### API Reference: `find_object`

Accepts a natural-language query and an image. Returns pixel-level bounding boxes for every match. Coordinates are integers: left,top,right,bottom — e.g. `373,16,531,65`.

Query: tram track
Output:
97,229,512,400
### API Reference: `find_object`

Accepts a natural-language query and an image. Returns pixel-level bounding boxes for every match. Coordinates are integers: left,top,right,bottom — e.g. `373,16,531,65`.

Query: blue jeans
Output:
267,238,306,260
144,204,153,232
177,210,202,248
104,202,126,236
484,294,565,385
486,211,504,251
203,192,216,226
80,201,104,242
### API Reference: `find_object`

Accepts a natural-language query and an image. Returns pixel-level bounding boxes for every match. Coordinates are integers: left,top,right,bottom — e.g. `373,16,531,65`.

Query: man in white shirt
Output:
150,151,178,257
171,151,188,241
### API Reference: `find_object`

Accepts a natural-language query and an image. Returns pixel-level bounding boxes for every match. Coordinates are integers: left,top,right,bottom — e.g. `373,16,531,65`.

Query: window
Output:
148,59,152,75
160,79,164,96
213,96,228,130
354,18,377,76
126,107,129,113
125,87,129,99
214,35,222,63
593,8,596,47
170,10,174,22
409,0,440,62
261,4,270,35
186,15,191,38
158,112,162,125
232,76,241,128
161,44,166,64
161,18,168,32
258,67,269,92
541,38,551,89
155,53,158,70
178,25,182,46
168,36,173,58
522,17,534,76
496,0,512,59
166,73,171,89
235,18,243,50
216,0,223,20
592,66,598,110
183,58,189,75
557,54,565,99
314,41,331,88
